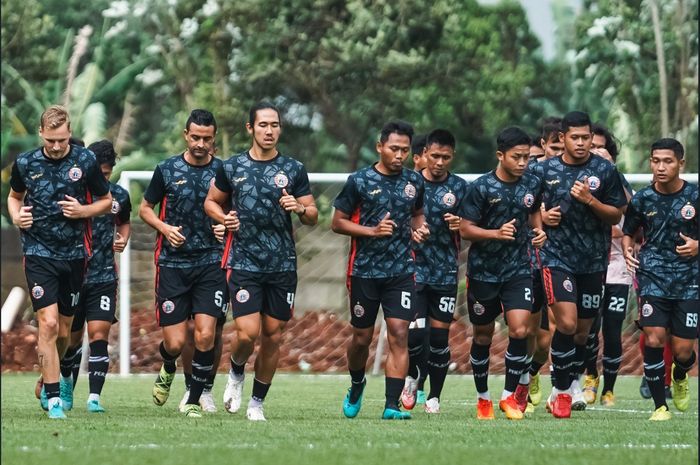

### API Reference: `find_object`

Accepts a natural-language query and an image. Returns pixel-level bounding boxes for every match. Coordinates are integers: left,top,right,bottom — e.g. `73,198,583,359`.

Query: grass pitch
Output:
1,373,697,465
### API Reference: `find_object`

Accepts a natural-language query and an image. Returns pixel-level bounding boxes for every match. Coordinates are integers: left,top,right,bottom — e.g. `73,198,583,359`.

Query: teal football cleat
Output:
60,376,73,411
382,408,412,420
48,402,67,419
39,386,48,411
342,380,365,418
416,390,427,405
87,399,106,413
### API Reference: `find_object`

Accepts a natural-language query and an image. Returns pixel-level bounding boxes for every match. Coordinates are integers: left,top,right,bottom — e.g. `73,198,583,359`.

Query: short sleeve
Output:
414,178,425,211
292,164,311,197
86,159,110,197
9,162,26,193
143,166,166,205
116,189,132,225
602,166,627,208
213,163,232,193
622,194,643,236
333,176,359,214
462,183,484,223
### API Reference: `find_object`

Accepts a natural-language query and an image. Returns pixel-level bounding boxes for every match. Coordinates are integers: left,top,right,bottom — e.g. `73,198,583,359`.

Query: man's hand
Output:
373,212,396,237
279,189,304,214
162,224,186,248
624,246,639,272
495,219,517,241
570,177,594,206
57,195,84,219
223,211,240,232
676,233,698,258
444,213,460,231
542,204,561,227
13,205,34,229
531,227,547,248
113,232,127,253
212,223,226,243
412,222,430,243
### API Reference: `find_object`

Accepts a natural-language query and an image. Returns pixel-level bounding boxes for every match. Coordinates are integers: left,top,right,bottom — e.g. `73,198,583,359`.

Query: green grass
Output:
1,373,697,465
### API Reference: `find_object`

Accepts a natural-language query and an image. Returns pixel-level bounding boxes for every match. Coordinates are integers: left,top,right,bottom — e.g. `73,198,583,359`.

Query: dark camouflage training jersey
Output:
214,151,311,273
85,183,131,284
622,181,698,299
334,164,425,279
531,154,627,274
144,154,223,268
10,144,110,259
463,170,542,282
414,172,469,285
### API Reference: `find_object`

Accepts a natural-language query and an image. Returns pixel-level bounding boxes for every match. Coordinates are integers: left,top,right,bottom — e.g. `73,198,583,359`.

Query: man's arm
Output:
331,209,394,238
460,218,516,242
279,190,318,226
139,199,185,248
113,223,131,253
58,193,112,219
7,189,33,229
204,184,239,232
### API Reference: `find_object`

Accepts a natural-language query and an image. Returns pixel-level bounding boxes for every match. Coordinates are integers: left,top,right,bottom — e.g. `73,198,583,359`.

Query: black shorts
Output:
638,296,699,340
72,281,118,331
532,270,546,314
24,256,85,316
156,263,228,327
413,283,457,325
542,267,605,319
466,275,533,326
602,283,630,321
228,269,297,322
348,274,414,329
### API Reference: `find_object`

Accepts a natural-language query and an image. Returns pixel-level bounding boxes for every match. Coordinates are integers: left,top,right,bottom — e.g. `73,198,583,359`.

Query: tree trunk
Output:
649,0,670,136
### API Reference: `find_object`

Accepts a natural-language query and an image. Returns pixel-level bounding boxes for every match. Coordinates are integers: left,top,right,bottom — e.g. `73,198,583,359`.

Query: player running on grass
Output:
460,127,546,420
205,101,318,421
140,109,228,418
8,105,112,419
400,129,469,414
332,121,429,420
530,111,627,418
622,138,698,421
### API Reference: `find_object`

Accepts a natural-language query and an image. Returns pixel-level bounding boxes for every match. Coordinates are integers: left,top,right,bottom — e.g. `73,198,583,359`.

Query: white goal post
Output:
117,170,697,375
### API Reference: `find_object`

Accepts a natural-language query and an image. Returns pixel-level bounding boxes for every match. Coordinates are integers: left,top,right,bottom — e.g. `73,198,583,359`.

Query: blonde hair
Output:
40,105,71,130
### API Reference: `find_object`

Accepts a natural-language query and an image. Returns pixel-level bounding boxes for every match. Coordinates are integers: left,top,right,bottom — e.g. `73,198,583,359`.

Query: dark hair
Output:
411,134,427,156
530,134,543,149
379,120,414,143
70,137,85,147
186,109,217,132
540,116,562,142
497,127,531,153
248,101,281,126
591,123,620,161
561,111,591,133
651,138,684,160
425,129,456,150
88,139,118,167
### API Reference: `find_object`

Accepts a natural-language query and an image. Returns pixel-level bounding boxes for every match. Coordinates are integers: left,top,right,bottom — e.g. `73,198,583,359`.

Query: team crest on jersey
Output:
236,289,250,303
523,193,535,208
680,204,696,220
473,302,485,316
563,278,573,293
587,176,601,191
442,192,456,207
111,200,121,214
68,167,83,182
161,300,175,314
641,303,653,318
274,173,289,188
31,285,44,300
353,303,365,318
404,183,416,199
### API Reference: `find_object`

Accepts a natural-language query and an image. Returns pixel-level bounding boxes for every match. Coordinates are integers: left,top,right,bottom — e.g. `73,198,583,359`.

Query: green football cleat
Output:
87,399,106,413
152,365,175,406
529,373,542,406
671,364,690,412
382,408,412,420
183,404,203,418
649,405,672,421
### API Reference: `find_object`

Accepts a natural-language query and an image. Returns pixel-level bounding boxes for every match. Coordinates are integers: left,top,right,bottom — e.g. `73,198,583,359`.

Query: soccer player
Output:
411,133,428,172
61,140,131,413
622,138,698,421
8,105,112,419
332,120,429,420
400,129,468,414
528,135,545,163
531,111,627,418
460,127,546,420
581,124,633,406
205,101,318,421
140,109,228,418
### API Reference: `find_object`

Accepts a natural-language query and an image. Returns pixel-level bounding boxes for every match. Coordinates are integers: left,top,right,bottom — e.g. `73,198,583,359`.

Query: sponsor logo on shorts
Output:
641,303,653,317
236,289,250,303
473,302,485,316
587,176,601,191
274,173,289,188
161,300,175,314
68,167,83,181
563,278,573,293
404,183,416,199
680,203,696,220
353,303,365,318
111,200,121,214
31,285,44,300
523,193,535,208
442,192,456,207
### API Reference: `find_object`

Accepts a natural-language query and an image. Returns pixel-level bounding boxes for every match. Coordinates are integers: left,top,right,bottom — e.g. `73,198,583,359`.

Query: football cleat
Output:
381,408,411,420
152,365,175,406
570,381,587,411
399,376,418,410
59,376,73,411
223,372,245,414
178,389,190,413
199,389,217,413
476,398,495,420
499,394,524,420
87,399,106,413
529,373,542,406
513,384,529,413
671,364,690,412
649,405,671,421
246,404,267,421
183,404,203,418
600,391,615,407
582,374,599,404
639,377,652,399
416,390,427,405
551,393,572,419
424,397,440,414
342,379,365,419
48,401,67,420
